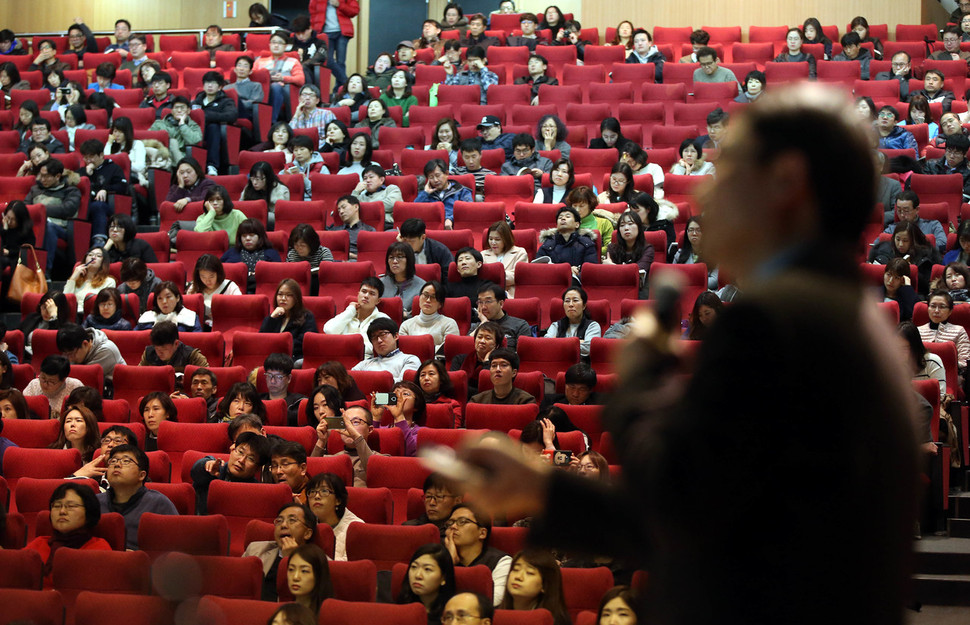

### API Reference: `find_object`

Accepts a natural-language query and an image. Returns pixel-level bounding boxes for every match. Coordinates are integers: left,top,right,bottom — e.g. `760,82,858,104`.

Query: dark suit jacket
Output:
529,250,919,625
874,71,912,100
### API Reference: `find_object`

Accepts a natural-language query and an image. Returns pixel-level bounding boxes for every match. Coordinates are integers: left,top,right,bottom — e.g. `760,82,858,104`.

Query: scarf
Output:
45,528,95,576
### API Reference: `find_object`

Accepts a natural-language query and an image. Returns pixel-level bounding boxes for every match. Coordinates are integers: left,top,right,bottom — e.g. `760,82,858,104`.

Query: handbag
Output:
8,244,48,303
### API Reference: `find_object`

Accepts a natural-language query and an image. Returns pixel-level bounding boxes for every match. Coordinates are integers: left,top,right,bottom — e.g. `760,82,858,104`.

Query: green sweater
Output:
580,213,613,257
379,93,418,126
194,208,247,243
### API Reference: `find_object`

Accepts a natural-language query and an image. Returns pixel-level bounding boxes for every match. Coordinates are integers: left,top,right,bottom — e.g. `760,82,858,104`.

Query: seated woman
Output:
482,221,528,297
535,114,571,160
596,587,640,625
63,105,95,151
251,122,294,164
372,381,426,457
900,95,938,141
314,361,366,402
427,118,460,169
544,286,601,357
869,221,940,297
629,193,676,261
850,16,883,59
396,544,456,625
338,132,380,177
882,258,919,322
24,482,112,587
288,223,334,270
0,200,35,278
331,73,370,123
500,548,571,625
51,81,87,118
16,144,50,177
166,157,216,213
803,17,833,59
139,391,178,451
135,281,202,332
117,257,161,314
105,117,147,186
0,62,30,97
685,291,723,340
286,544,333,616
367,54,396,92
670,138,715,176
64,246,116,315
212,382,265,423
220,218,282,293
604,210,654,298
597,161,637,205
196,185,249,245
103,214,158,265
320,120,352,157
22,291,69,359
899,320,946,399
14,101,41,142
415,358,463,428
260,278,316,364
400,281,460,352
186,254,242,329
919,290,970,375
240,161,290,229
305,472,363,560
83,287,132,331
672,216,719,290
939,262,970,303
354,99,397,148
735,70,765,104
48,405,99,463
380,242,426,318
451,321,503,396
588,117,630,152
944,220,970,265
567,186,613,258
773,28,817,78
43,67,67,98
379,69,418,127
254,31,305,123
535,158,576,205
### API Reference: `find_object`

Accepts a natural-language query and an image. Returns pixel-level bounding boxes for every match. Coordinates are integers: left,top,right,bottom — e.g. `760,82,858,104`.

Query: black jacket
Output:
259,311,317,362
192,91,239,124
80,160,128,196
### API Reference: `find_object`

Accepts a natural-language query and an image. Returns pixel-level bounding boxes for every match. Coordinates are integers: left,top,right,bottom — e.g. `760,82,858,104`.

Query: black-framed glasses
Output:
443,517,481,530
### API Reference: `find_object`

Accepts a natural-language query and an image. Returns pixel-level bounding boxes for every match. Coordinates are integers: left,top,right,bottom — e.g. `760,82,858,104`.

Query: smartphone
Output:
324,416,343,429
374,392,390,406
57,87,70,95
552,450,572,467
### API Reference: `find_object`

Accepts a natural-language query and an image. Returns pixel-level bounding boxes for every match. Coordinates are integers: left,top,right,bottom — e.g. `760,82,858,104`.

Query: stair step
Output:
912,574,970,606
915,537,970,575
948,518,970,539
947,492,970,518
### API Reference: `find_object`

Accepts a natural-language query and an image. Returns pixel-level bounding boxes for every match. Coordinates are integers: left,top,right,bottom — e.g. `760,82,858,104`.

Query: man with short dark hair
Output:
506,13,540,50
469,283,532,350
24,355,82,420
404,473,463,538
832,32,871,80
352,164,402,230
78,139,129,244
924,134,970,199
880,191,946,253
140,321,208,373
874,52,913,101
415,19,445,56
242,501,316,600
224,56,263,121
171,366,219,420
692,46,738,85
97,444,177,549
514,54,558,103
468,348,536,404
447,247,487,316
399,217,456,278
930,26,970,66
352,318,421,381
696,108,729,151
537,205,598,276
415,161,472,231
289,15,331,88
19,119,65,155
500,134,552,189
201,24,234,67
680,29,710,63
452,138,495,201
26,159,81,272
875,106,918,158
443,504,512,606
149,95,201,162
66,20,99,65
191,431,272,514
119,34,150,83
910,69,955,113
140,72,175,118
541,362,601,409
0,29,27,56
260,353,306,426
268,440,310,502
327,195,376,259
310,405,382,486
192,70,238,176
57,323,126,390
104,19,133,58
443,45,498,105
72,425,139,485
477,116,515,161
461,14,500,50
625,28,665,82
323,277,390,356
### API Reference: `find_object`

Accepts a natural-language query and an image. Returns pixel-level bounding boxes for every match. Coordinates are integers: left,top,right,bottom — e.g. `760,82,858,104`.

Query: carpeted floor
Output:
907,605,970,624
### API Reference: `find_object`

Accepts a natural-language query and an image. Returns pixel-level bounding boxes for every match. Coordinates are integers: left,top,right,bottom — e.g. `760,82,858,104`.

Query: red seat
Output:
570,147,619,183
535,84,582,117
253,261,311,301
407,104,455,127
910,174,964,228
608,62,656,86
663,174,712,214
207,481,294,555
513,263,573,327
481,176,534,219
211,294,270,341
393,202,446,230
317,260,376,304
345,486,393,524
146,482,196,515
344,523,440,570
436,85,484,108
101,330,150,368
156,421,229,482
0,589,66,625
583,45,626,66
764,61,811,83
581,262,641,319
0,418,60,448
465,403,539,432
494,610,555,625
4,450,83,491
516,336,581,376
376,127,426,160
730,42,774,66
74,591,176,625
52,549,152,608
501,297,541,328
35,510,126,551
816,60,861,84
513,202,561,233
356,230,402,267
195,595,278,624
302,333,364,371
0,547,43,589
560,567,615,621
487,84,532,106
137,512,229,556
366,456,432,524
174,230,229,272
111,365,175,408
178,331,226,367
154,552,263,600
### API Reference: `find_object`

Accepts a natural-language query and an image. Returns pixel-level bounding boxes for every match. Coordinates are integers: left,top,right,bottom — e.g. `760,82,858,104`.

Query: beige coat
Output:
482,245,529,296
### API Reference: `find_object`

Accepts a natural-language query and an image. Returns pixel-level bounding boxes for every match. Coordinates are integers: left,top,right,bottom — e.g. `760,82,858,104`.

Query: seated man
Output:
139,321,208,373
19,118,66,155
443,504,512,606
65,21,98,66
514,53,558,103
874,52,914,101
414,19,445,57
415,162,472,231
242,501,316,601
447,246,487,318
289,84,335,150
451,138,496,201
72,425,139,486
395,40,418,69
57,323,126,392
201,24,234,67
929,26,970,67
352,164,403,231
260,353,306,427
478,116,515,161
0,29,27,56
149,96,202,163
695,108,729,152
403,473,463,539
78,139,129,245
281,134,329,200
104,19,132,58
140,72,175,119
327,195,376,260
832,32,872,80
910,69,955,114
351,318,422,382
679,29,710,63
537,205,598,277
875,106,918,158
500,133,553,190
469,283,532,350
880,191,946,254
924,134,970,199
268,440,310,502
88,61,123,92
224,56,264,121
192,71,239,176
506,13,540,50
97,444,177,550
171,366,219,420
23,355,82,420
323,277,390,356
26,159,81,272
443,45,498,105
541,363,602,409
432,39,463,68
468,348,536,404
452,321,504,396
190,431,271,514
625,28,666,83
443,593,495,625
310,405,381,486
692,46,739,85
289,16,331,88
399,217,456,279
460,14,500,50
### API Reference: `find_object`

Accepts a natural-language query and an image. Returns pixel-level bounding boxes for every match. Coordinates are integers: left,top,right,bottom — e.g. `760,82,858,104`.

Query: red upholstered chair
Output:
74,592,176,625
366,456,433,523
581,262,641,319
345,523,441,570
137,512,229,556
4,451,83,491
146,482,196,515
34,510,125,551
416,428,490,452
0,548,43,589
393,202,446,230
346,486,393,524
321,599,427,625
0,589,66,625
306,454,354,487
513,263,573,327
152,552,263,600
231,331,293,372
515,336,581,376
195,596,279,625
254,261,311,300
111,365,175,408
560,567,615,620
302,333,365,371
570,148,619,183
465,403,539,432
207,481,294,555
51,549,152,609
0,418,60,448
156,421,229,482
493,609,554,625
175,230,230,272
211,294,270,339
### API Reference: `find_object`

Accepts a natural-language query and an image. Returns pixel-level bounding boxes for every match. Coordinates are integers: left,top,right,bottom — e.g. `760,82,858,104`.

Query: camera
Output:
374,392,398,406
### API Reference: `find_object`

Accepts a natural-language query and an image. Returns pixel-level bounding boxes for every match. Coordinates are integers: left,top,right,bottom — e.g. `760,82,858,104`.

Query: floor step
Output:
912,574,970,606
947,492,970,518
948,518,970,539
915,537,970,576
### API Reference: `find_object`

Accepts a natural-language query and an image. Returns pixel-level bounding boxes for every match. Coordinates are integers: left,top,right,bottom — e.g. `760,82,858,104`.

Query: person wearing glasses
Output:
190,431,272,514
96,444,177,550
691,47,739,86
404,473,464,539
71,425,138,487
874,52,914,101
919,290,970,374
243,501,317,600
930,26,970,67
443,504,512,605
873,106,918,159
259,353,307,427
305,472,361,560
442,593,494,625
352,319,422,383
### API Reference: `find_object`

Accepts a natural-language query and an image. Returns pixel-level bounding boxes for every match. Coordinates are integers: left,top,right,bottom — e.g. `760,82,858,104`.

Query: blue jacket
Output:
878,126,918,157
482,132,516,161
415,180,473,222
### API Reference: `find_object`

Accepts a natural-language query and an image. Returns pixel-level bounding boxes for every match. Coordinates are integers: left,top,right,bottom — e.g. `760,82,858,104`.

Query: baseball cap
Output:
477,115,501,129
397,40,415,49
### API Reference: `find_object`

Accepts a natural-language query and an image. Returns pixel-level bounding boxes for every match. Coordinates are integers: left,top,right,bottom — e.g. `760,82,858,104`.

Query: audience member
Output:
399,217,457,278
537,205,598,276
468,348,536,405
97,444,177,549
832,32,872,80
352,318,422,382
260,280,316,363
469,284,532,350
171,366,220,420
625,28,665,82
310,402,380,487
328,195,376,259
243,501,317,601
191,431,271,514
397,543,457,625
416,358,463,427
286,543,333,614
135,281,203,332
404,473,463,538
478,116,515,160
225,56,264,121
452,138,495,201
23,355,82,420
323,276,390,356
352,165,402,230
57,323,125,391
443,504,512,605
514,53,559,103
305,472,362,560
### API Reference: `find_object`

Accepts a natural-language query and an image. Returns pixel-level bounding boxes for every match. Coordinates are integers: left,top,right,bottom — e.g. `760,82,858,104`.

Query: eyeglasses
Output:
877,112,896,119
51,502,84,512
442,612,481,624
928,304,951,310
424,493,455,503
106,457,137,468
372,330,393,341
269,460,299,471
101,435,128,445
443,517,480,530
686,227,702,234
108,225,124,231
273,514,306,527
699,61,716,68
307,488,334,499
476,298,497,306
891,62,909,68
419,292,436,300
265,373,288,382
388,254,407,261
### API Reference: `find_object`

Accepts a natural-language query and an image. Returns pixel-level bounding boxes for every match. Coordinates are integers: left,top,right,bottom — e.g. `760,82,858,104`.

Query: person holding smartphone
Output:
443,46,498,105
310,401,381,487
